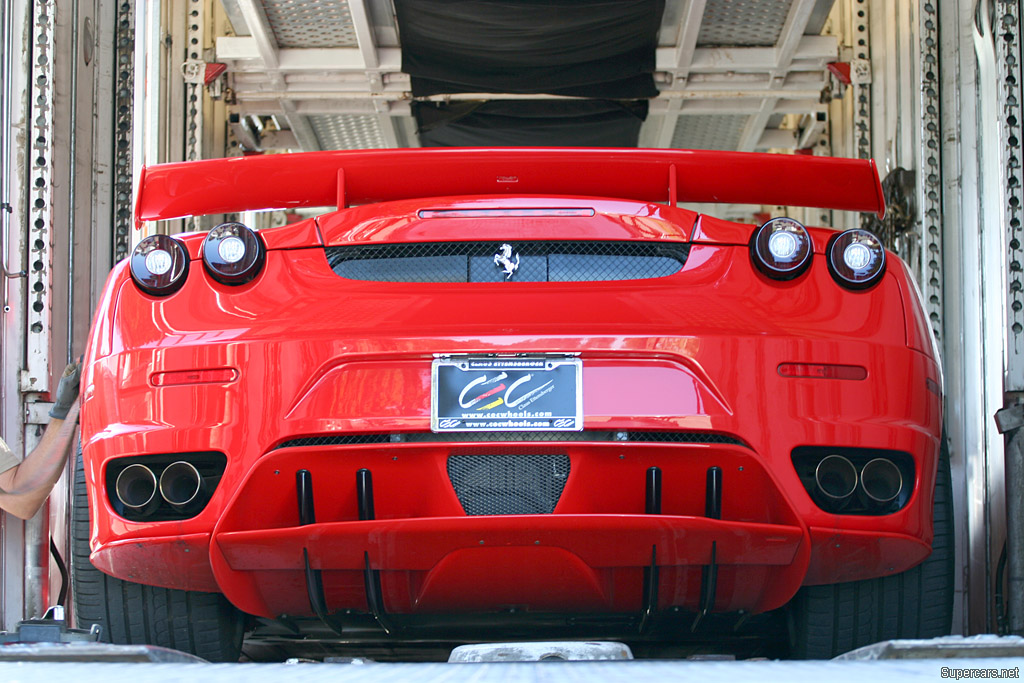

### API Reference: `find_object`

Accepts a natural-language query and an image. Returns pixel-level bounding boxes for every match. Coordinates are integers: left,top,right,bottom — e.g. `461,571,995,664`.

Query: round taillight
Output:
202,222,265,285
827,229,886,289
750,217,812,280
130,234,189,296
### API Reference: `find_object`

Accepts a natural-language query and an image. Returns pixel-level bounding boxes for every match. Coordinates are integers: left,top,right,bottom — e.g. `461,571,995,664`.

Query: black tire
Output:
788,437,954,659
70,449,245,662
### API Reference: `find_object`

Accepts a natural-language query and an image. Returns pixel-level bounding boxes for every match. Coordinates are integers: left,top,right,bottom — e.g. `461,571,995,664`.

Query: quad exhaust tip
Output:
114,464,159,514
811,454,905,513
158,461,204,511
859,457,903,507
114,461,210,516
814,454,858,511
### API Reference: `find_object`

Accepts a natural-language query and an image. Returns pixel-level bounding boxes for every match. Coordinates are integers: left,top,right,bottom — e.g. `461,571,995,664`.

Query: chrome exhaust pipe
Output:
158,461,204,511
859,458,903,508
814,455,858,511
115,464,159,515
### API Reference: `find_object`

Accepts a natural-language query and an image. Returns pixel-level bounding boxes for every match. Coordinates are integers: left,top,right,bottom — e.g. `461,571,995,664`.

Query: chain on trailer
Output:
1001,0,1024,391
852,0,872,235
23,0,55,397
113,0,135,263
920,0,944,345
185,0,205,233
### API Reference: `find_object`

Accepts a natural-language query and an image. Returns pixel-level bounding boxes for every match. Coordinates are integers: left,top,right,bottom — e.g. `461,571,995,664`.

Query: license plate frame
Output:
431,356,583,433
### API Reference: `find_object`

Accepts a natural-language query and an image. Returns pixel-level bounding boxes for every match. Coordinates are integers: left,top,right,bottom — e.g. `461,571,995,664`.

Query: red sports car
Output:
72,148,952,661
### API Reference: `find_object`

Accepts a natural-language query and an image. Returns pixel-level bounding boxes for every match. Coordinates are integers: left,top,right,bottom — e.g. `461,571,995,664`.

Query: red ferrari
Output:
72,148,952,661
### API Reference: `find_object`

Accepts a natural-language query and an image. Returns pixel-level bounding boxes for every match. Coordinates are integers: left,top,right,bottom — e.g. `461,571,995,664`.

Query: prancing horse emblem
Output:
493,243,520,280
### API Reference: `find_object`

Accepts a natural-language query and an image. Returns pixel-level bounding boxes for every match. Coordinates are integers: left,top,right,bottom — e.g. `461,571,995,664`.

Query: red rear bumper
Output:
90,438,932,619
81,237,941,621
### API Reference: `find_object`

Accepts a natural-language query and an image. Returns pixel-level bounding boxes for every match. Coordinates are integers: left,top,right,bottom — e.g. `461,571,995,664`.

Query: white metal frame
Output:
938,0,1008,635
215,0,839,153
20,0,58,625
0,0,32,631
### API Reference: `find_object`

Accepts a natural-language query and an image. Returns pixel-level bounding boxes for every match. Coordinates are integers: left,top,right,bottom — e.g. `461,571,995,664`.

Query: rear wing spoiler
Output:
134,147,885,228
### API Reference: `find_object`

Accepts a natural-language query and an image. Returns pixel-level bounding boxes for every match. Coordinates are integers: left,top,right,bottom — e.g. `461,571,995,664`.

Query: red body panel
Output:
83,151,937,628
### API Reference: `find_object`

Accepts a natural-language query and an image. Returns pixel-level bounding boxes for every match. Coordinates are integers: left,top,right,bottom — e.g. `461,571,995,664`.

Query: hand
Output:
49,359,82,420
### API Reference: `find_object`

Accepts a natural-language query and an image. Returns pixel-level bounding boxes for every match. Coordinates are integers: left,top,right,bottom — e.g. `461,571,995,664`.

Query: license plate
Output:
431,356,582,432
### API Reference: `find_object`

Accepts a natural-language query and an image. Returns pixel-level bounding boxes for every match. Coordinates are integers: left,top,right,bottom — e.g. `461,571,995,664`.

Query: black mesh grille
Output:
447,454,570,515
276,431,746,449
325,241,690,283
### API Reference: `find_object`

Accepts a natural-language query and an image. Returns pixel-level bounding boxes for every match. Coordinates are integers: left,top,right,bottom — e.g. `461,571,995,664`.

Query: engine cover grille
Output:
447,454,570,515
325,241,690,283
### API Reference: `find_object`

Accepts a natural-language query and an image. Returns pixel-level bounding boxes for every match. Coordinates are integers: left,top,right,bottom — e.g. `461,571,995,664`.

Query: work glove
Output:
49,359,81,420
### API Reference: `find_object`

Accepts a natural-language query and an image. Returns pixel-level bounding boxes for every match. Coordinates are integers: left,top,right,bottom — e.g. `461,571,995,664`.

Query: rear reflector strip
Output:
777,363,867,380
151,368,238,386
417,208,595,219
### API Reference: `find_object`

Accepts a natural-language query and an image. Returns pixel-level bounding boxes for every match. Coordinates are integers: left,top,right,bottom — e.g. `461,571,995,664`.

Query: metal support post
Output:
21,0,58,624
999,0,1024,638
940,0,1008,634
996,406,1024,634
978,0,1010,635
0,0,32,630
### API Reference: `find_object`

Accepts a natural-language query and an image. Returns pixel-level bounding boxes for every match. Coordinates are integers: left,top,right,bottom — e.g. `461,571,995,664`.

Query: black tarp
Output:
394,0,664,99
414,99,649,147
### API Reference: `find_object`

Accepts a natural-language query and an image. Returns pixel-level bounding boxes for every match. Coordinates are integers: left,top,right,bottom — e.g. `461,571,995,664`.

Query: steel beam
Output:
672,0,707,80
975,0,1007,635
280,101,320,151
234,99,412,117
347,0,379,70
939,0,1004,635
774,0,820,74
216,40,402,72
996,0,1024,637
738,98,776,153
674,98,826,114
663,37,838,72
232,96,818,120
219,41,834,76
0,0,31,631
655,98,683,148
738,0,823,153
234,0,282,79
757,128,798,150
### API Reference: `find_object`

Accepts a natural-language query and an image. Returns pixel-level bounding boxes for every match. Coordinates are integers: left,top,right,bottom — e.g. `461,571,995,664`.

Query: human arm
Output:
0,360,81,519
0,400,80,519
